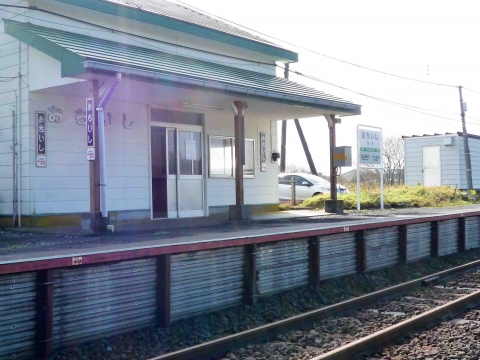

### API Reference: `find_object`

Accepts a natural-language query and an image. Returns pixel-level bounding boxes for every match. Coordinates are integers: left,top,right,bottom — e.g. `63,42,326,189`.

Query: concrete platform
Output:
1,205,480,273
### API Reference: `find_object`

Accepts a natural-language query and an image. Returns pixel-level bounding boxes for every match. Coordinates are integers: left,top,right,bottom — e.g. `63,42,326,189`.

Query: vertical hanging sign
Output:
260,132,267,172
35,111,47,167
86,98,95,161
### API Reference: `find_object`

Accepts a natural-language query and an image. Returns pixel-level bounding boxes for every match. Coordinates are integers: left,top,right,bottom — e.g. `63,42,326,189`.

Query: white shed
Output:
403,132,480,190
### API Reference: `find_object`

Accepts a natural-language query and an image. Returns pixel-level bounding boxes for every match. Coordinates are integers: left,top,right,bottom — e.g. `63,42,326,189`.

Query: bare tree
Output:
284,164,311,174
383,136,405,185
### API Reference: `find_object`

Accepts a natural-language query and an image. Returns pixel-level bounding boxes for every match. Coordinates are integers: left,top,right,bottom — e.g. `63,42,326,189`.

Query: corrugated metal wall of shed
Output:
407,223,431,263
438,219,459,256
0,272,36,360
366,227,399,271
52,258,157,349
257,239,309,295
458,137,480,189
404,136,460,187
319,233,356,280
170,247,244,321
466,216,480,250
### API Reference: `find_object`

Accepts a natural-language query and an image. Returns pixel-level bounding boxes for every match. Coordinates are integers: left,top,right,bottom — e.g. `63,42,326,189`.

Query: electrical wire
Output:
172,0,461,89
464,88,480,96
1,3,479,126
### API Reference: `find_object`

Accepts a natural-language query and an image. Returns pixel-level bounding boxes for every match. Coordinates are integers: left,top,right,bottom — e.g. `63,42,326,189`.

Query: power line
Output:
0,3,477,126
172,0,461,89
464,87,480,96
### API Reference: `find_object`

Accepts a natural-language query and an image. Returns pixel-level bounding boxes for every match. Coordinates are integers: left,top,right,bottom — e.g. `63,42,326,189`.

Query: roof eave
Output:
82,60,361,115
53,0,299,62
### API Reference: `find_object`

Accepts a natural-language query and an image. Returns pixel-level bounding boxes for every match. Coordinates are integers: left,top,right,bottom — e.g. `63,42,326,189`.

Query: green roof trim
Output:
4,20,85,77
3,20,361,115
54,0,298,62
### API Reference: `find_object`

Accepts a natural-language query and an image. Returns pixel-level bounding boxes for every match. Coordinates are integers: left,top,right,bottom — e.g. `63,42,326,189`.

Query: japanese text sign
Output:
358,129,382,165
35,111,46,167
260,132,267,172
86,98,95,161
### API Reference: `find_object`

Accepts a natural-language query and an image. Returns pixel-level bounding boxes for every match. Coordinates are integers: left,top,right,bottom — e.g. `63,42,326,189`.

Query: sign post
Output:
357,125,383,210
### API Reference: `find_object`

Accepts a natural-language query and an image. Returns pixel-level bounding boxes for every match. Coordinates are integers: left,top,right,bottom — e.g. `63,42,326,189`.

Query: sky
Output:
174,0,480,175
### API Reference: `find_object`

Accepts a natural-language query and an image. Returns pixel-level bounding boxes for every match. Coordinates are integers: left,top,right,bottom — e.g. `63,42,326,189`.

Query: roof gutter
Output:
82,61,361,115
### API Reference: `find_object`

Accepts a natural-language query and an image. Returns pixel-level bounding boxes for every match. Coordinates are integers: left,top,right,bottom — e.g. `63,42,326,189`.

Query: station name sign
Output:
358,129,381,165
35,111,47,167
86,98,95,161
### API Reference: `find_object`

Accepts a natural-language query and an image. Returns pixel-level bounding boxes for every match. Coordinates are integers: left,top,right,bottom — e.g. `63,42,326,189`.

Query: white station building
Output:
0,0,361,228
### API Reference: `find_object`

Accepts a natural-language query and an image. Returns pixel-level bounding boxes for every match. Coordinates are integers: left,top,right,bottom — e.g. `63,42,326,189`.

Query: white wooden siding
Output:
0,2,30,216
404,136,460,187
27,92,150,215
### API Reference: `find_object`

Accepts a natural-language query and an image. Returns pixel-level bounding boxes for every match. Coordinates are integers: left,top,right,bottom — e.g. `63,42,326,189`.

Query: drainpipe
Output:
17,41,22,227
97,73,122,219
11,94,17,227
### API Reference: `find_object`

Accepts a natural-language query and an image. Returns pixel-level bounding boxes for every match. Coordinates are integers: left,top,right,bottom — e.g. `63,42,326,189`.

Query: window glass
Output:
209,136,255,178
167,129,177,175
295,176,307,186
244,139,254,176
278,175,291,185
192,131,202,175
179,131,192,175
210,137,233,176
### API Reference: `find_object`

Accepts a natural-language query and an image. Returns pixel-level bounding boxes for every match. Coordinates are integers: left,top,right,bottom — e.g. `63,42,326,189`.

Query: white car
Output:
278,173,350,201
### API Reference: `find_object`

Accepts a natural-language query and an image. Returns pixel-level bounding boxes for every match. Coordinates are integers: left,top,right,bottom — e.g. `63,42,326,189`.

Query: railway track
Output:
148,259,480,360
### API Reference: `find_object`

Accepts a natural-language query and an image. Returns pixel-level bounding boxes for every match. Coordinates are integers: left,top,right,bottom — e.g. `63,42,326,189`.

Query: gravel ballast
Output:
42,248,480,360
221,270,480,360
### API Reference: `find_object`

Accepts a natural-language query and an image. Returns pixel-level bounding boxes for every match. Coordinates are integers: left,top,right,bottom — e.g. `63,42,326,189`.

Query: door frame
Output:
422,145,441,186
150,121,206,219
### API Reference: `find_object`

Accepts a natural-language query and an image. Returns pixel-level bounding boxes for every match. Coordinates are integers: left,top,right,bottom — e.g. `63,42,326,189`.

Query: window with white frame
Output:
209,136,255,178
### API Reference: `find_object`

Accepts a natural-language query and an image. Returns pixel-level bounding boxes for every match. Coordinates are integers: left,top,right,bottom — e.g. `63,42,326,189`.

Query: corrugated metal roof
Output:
5,20,361,114
104,0,276,46
403,132,480,141
54,0,298,61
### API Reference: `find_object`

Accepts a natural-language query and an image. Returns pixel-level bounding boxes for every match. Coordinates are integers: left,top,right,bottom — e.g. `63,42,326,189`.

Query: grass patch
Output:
300,185,479,210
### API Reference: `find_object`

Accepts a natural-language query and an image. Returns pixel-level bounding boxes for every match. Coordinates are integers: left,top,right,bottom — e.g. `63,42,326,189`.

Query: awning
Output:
4,20,361,115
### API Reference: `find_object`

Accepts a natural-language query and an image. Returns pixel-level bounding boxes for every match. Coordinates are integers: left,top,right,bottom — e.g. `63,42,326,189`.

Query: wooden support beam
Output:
90,80,100,212
398,225,408,265
294,119,318,176
458,217,466,252
234,101,246,206
308,236,320,286
280,120,287,173
36,269,53,359
280,64,289,174
431,221,439,258
327,114,337,201
244,244,258,306
156,254,171,328
356,230,366,274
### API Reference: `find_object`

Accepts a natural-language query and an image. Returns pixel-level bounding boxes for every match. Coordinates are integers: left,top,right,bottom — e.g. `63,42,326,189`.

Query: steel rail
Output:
312,288,480,360
148,258,480,360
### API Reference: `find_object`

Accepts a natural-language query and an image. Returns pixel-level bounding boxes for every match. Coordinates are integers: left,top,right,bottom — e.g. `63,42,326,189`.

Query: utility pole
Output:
294,119,318,175
280,63,289,173
459,86,473,191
